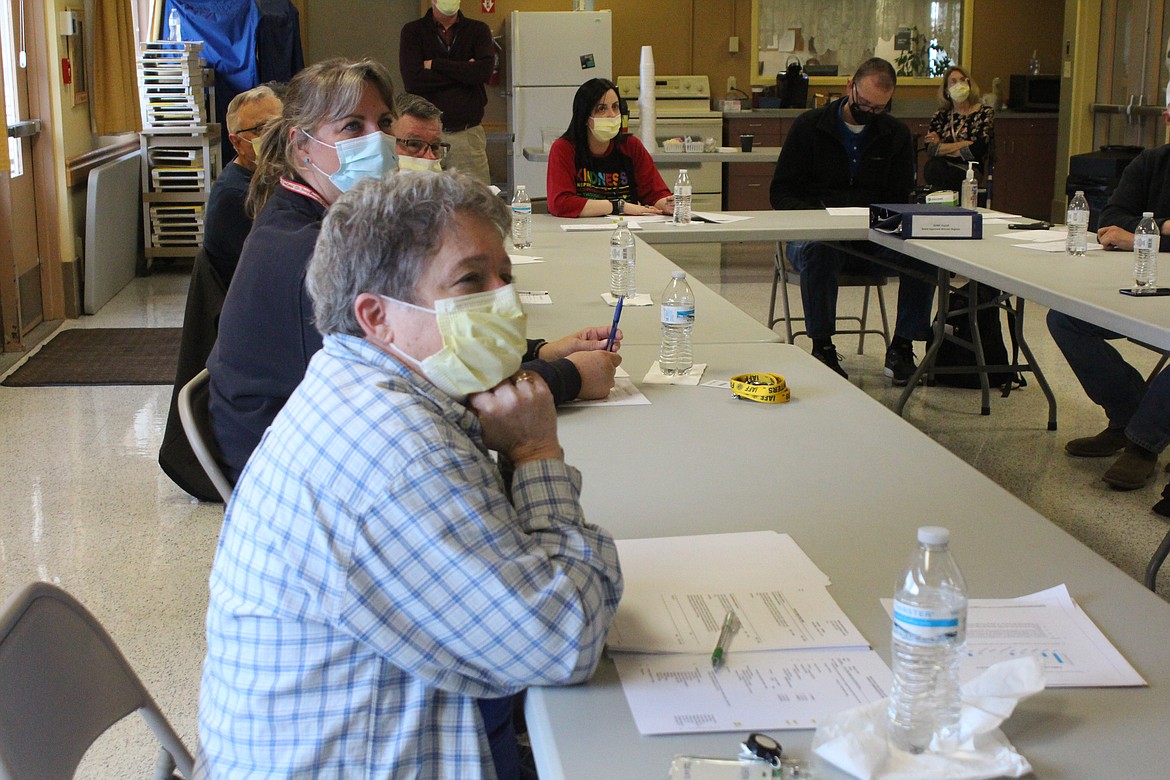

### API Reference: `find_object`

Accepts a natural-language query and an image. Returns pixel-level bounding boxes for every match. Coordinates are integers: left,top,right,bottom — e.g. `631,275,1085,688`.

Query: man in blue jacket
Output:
770,58,935,383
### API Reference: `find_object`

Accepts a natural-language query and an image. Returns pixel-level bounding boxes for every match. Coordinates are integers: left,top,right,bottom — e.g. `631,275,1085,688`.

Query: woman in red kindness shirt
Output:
547,78,674,218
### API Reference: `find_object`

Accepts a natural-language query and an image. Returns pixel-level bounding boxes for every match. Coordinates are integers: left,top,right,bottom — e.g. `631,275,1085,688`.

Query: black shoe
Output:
884,342,917,386
811,343,848,379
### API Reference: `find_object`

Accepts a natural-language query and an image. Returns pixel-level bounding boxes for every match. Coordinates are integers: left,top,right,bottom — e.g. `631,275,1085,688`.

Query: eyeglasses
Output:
233,120,273,137
396,138,451,158
851,86,890,115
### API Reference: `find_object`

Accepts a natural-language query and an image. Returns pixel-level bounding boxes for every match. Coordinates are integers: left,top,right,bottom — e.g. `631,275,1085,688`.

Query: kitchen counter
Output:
722,108,1060,119
521,146,781,164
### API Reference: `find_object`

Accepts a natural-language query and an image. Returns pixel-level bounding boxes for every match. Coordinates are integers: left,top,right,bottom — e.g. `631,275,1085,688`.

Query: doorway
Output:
0,0,50,352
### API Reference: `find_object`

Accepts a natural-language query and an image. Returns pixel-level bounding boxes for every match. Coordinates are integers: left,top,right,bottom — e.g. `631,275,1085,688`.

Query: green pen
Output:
711,610,739,669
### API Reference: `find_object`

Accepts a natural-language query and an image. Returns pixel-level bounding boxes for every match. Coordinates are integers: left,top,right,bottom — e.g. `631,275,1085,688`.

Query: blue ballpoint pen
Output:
606,295,624,351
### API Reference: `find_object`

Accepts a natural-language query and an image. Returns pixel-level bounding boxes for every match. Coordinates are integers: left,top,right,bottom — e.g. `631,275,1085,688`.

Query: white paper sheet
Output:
518,290,552,305
508,254,544,264
608,532,857,654
882,584,1145,687
826,207,870,217
641,361,707,385
601,292,653,306
1013,241,1103,253
562,220,644,232
613,648,891,734
996,229,1066,241
567,377,650,407
691,211,753,224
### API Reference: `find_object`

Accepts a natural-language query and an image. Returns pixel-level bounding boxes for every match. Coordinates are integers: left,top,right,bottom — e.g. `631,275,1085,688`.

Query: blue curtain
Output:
165,0,260,159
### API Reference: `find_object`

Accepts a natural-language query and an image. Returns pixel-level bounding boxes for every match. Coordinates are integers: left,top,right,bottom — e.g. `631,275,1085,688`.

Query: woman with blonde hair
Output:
923,65,995,193
209,57,398,482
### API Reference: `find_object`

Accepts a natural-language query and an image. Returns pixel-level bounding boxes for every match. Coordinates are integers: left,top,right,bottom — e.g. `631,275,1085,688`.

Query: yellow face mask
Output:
590,115,622,143
382,285,528,399
398,155,444,173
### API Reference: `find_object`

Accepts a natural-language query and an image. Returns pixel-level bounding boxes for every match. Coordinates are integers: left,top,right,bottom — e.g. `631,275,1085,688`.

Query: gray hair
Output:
394,92,443,123
225,84,279,134
307,171,510,337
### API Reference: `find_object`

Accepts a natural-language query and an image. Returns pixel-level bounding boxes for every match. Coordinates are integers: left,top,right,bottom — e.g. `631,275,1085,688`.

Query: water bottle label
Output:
892,601,962,645
1134,234,1157,251
512,205,532,215
1067,211,1089,227
661,306,695,325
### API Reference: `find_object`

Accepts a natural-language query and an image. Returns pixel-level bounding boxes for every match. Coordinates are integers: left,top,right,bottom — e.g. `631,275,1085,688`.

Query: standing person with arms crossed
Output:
194,171,623,779
1047,91,1170,493
400,0,494,185
770,58,935,383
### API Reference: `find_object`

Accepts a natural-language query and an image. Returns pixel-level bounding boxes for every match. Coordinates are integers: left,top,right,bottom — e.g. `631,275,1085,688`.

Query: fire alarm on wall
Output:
58,10,78,37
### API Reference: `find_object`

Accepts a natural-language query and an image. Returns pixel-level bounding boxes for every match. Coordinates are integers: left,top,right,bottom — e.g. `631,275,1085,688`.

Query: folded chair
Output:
767,242,891,354
177,368,234,503
0,581,194,779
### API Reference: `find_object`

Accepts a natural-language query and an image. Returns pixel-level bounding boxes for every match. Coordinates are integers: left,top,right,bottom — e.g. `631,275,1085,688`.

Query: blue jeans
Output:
479,694,521,780
1047,310,1170,453
785,240,936,342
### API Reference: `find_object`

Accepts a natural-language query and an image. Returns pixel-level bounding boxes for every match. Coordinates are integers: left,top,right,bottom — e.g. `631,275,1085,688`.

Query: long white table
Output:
530,342,1170,779
869,228,1170,352
518,216,780,346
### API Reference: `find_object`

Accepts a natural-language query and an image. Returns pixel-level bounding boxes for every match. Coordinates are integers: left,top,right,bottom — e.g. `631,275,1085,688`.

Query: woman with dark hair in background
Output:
923,64,995,193
546,77,673,217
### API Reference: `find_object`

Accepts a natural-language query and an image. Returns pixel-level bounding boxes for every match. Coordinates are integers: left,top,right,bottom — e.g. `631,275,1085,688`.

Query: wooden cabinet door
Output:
992,119,1058,220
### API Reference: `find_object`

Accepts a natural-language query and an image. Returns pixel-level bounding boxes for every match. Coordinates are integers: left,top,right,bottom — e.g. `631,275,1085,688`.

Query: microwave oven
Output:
1009,74,1060,112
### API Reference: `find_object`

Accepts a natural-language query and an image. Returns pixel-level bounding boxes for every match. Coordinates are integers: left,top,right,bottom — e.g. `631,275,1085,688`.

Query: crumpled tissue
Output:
811,655,1045,780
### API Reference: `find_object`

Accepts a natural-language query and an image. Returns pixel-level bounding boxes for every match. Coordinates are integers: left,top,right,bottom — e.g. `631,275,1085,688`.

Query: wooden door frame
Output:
0,0,63,349
25,0,63,324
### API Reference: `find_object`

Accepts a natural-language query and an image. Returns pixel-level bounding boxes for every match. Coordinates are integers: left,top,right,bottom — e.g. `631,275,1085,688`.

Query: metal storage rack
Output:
137,41,220,265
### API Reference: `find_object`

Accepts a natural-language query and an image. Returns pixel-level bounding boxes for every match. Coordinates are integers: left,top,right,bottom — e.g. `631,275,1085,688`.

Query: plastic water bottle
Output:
672,169,692,225
609,218,636,299
960,162,978,210
167,8,182,41
1066,190,1089,256
1133,211,1159,293
888,526,968,755
658,271,695,375
511,185,532,250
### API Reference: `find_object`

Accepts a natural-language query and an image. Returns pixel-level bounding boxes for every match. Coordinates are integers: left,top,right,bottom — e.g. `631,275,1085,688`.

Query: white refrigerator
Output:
505,10,613,199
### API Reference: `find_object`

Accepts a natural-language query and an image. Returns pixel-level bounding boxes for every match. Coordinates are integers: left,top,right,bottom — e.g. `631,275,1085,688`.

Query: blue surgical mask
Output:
303,130,399,193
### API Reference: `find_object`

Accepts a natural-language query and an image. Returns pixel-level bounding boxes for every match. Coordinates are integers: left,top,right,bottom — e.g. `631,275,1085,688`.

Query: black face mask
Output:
849,86,884,126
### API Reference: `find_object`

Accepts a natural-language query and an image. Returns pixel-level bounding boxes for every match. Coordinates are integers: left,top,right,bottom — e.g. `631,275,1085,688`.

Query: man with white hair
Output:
195,171,623,778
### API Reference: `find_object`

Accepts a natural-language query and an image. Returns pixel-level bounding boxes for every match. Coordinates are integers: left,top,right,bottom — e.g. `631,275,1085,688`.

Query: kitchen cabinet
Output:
723,116,791,210
991,117,1058,220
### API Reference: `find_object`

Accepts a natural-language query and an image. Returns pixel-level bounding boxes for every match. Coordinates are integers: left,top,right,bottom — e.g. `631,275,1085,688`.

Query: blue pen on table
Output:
711,610,739,669
606,295,624,351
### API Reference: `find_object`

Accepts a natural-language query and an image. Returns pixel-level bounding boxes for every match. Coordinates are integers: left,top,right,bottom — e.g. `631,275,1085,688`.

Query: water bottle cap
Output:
917,526,950,545
1074,190,1084,197
671,271,686,279
1143,211,1154,218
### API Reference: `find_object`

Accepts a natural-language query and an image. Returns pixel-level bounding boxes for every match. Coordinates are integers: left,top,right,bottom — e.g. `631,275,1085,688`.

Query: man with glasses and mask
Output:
770,58,935,384
195,171,623,779
207,84,283,285
392,92,451,172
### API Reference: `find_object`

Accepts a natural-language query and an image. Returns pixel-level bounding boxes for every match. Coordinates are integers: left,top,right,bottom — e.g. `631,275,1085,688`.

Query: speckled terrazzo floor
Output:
0,250,1166,776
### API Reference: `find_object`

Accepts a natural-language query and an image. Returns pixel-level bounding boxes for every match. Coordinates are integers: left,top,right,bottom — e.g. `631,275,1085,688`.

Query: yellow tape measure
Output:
729,372,791,404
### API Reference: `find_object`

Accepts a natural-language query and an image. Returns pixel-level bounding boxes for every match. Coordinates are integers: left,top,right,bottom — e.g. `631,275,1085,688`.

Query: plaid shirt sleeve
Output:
337,448,622,699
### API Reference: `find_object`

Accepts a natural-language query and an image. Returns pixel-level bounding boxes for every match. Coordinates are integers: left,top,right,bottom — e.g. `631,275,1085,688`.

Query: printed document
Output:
613,648,890,734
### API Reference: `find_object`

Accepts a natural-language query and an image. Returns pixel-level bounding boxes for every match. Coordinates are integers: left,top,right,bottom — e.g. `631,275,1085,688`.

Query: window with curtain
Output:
755,0,963,82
